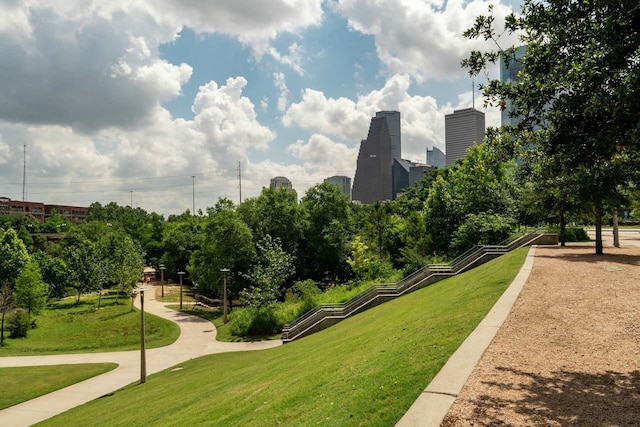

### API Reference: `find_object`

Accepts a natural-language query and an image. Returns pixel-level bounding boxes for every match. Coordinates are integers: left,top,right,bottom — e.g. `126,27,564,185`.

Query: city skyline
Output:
0,0,522,215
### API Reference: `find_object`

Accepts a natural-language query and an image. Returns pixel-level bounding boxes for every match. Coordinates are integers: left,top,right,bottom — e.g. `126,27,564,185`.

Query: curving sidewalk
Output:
0,285,281,427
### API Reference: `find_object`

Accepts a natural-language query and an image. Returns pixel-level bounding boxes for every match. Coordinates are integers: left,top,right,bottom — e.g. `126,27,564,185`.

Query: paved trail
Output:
0,285,281,427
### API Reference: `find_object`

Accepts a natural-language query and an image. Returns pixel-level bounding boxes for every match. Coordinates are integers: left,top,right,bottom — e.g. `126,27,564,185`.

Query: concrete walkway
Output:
0,285,281,427
396,245,537,426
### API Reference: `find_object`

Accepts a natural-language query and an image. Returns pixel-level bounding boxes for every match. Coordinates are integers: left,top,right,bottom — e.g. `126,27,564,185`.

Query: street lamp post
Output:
159,264,165,298
139,287,147,384
220,268,230,324
178,271,185,310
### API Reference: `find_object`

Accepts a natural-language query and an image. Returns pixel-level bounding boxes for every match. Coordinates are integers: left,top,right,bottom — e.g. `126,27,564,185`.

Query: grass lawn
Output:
154,284,196,304
0,363,117,410
39,247,528,427
0,294,180,356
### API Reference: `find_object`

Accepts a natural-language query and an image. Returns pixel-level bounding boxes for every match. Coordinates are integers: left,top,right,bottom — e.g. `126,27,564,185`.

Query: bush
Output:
451,212,513,256
550,226,590,242
7,309,30,338
228,306,281,336
292,280,320,299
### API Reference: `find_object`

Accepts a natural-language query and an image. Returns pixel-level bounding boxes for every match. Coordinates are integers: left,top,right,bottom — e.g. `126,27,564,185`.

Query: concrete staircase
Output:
281,232,556,343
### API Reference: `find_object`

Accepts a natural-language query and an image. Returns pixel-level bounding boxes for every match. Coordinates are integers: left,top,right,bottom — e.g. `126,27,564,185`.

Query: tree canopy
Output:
463,0,640,254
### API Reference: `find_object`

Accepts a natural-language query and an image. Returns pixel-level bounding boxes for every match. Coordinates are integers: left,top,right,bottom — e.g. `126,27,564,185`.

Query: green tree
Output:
299,182,354,282
0,228,31,286
0,283,14,345
189,207,255,298
238,187,303,255
361,201,394,260
33,251,70,300
41,210,71,233
105,231,145,305
424,144,517,256
14,259,49,316
161,215,202,279
464,0,640,254
64,239,107,303
241,235,295,308
346,236,373,281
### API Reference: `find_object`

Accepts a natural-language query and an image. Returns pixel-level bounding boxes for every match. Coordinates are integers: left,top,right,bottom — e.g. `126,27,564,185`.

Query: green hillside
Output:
40,248,528,427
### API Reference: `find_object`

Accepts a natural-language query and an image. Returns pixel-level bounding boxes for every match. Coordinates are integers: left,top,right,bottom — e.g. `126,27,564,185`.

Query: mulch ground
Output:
442,244,640,426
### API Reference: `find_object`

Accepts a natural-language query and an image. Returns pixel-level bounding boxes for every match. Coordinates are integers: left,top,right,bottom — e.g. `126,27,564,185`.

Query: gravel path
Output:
442,243,640,426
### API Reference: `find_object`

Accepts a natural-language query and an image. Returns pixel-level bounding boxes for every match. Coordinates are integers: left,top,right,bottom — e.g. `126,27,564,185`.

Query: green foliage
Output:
7,309,30,338
425,144,517,256
228,306,280,336
0,283,14,345
33,251,70,300
464,1,640,254
14,259,49,316
105,231,145,295
299,182,354,281
346,235,372,281
189,207,255,297
548,226,590,242
161,215,202,278
63,237,107,302
241,235,295,308
238,187,302,255
0,228,31,286
450,212,514,254
40,249,528,427
292,279,320,299
41,210,71,233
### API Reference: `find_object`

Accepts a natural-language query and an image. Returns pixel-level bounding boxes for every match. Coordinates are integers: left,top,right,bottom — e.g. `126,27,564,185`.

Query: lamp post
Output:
139,287,147,384
178,271,185,310
159,264,165,298
220,268,230,324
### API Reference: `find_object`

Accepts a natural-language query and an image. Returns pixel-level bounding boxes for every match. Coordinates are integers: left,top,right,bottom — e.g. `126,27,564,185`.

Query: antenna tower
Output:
22,144,26,201
238,161,242,204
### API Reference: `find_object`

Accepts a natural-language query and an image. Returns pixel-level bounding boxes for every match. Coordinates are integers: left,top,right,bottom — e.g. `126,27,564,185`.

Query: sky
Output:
0,0,522,216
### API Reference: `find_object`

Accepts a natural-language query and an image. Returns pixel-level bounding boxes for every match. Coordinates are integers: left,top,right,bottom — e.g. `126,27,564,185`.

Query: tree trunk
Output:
97,290,102,309
559,205,566,247
1,311,5,345
595,207,604,255
613,209,620,248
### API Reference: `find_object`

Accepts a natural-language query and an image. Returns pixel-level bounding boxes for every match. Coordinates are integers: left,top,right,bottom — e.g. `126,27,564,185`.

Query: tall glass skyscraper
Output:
352,111,401,204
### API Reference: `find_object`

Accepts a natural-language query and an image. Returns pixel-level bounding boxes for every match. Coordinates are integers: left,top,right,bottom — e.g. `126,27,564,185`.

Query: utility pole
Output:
22,144,26,201
192,175,195,215
238,161,242,204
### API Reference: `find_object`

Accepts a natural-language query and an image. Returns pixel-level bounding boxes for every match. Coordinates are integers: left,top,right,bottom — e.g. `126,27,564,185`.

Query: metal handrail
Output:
282,232,547,342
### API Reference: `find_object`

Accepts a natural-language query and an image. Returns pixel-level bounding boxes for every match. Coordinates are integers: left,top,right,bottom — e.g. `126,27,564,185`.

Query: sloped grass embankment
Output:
40,248,528,427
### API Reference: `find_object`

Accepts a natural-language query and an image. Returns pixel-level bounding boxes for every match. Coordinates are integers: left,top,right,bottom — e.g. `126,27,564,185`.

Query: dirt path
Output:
442,243,640,426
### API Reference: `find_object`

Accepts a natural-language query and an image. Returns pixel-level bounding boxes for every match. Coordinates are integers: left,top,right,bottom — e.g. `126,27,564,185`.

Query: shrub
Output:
451,212,513,256
228,306,281,336
292,280,320,299
549,226,590,242
7,309,30,338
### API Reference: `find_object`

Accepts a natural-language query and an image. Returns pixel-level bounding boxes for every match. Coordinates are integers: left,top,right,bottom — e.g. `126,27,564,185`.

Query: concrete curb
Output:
396,245,537,426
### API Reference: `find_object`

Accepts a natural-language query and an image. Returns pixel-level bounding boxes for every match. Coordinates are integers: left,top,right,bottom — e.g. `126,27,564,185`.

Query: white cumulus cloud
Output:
335,0,519,82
